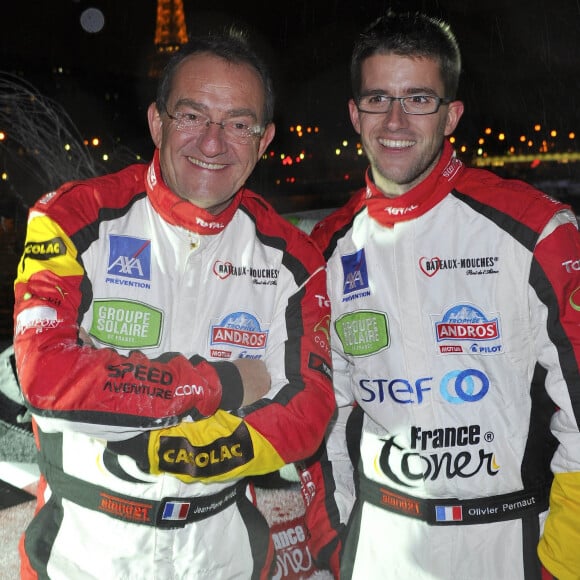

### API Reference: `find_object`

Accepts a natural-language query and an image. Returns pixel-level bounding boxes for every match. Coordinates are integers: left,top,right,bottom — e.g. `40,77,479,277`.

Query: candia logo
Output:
210,312,268,349
158,423,254,477
108,235,151,281
24,237,66,261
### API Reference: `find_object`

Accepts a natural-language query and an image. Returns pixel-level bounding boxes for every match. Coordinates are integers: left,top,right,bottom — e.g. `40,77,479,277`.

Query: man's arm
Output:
14,209,265,438
109,265,336,482
532,211,580,578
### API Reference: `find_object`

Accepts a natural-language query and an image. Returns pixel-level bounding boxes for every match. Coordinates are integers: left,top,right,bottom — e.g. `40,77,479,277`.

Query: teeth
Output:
187,157,226,170
379,139,415,148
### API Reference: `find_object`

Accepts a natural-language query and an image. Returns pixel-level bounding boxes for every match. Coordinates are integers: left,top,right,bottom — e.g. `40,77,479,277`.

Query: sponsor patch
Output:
98,492,153,523
15,305,60,335
107,235,151,281
210,312,268,350
158,423,253,478
419,255,499,277
90,299,162,348
341,249,370,301
24,237,67,261
335,310,389,356
433,304,503,355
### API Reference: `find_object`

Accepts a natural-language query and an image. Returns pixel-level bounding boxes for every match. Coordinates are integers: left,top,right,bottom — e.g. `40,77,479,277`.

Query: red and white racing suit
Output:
14,150,335,579
301,142,580,579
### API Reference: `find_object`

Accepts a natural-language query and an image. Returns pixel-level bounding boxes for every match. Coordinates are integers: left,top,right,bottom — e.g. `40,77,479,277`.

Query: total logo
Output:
433,303,503,355
359,368,490,405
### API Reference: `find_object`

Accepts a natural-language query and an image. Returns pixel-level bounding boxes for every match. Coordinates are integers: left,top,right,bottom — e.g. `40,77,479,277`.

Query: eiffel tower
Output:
149,0,189,77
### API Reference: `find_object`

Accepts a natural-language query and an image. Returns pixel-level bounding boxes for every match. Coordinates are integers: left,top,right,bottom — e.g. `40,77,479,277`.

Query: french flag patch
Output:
162,501,191,521
435,505,463,522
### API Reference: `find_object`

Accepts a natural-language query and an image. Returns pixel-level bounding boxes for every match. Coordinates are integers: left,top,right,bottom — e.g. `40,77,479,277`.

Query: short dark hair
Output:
351,11,461,101
156,27,275,125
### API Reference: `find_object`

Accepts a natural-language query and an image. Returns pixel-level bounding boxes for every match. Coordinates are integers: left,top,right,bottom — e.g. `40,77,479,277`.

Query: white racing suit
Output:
301,142,580,579
14,151,335,579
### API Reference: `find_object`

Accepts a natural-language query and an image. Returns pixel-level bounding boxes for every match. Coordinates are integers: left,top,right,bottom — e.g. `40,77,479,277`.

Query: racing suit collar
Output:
365,140,465,226
145,149,242,234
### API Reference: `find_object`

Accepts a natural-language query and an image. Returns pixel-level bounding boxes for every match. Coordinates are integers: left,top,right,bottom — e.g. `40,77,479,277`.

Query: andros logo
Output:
210,312,268,349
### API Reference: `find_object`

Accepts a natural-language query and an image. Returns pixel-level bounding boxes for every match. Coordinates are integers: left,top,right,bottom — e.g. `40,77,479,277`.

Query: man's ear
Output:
348,99,362,135
444,100,464,136
148,103,163,148
257,123,276,158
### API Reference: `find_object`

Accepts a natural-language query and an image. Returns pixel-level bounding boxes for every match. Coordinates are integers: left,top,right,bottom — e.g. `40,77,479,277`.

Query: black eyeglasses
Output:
357,94,452,115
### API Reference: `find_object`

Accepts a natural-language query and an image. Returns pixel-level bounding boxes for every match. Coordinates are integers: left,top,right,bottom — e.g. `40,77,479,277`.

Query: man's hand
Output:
233,359,271,406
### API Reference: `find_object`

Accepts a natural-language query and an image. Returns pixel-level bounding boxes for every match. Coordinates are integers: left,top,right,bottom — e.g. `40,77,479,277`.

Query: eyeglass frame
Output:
163,108,265,143
356,94,453,116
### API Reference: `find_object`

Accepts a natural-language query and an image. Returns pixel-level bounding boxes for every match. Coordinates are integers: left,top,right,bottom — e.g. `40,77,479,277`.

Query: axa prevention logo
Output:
107,235,151,281
341,248,370,302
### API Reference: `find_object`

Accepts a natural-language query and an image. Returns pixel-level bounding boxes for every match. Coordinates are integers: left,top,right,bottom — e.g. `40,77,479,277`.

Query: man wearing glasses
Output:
302,11,580,579
14,29,334,578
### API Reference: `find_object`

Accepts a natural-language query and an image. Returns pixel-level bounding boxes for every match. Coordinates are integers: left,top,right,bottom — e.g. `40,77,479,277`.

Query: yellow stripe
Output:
147,411,285,483
16,215,83,283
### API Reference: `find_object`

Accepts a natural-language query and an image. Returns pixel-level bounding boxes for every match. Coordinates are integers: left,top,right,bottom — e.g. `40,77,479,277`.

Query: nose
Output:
383,99,408,129
197,121,228,156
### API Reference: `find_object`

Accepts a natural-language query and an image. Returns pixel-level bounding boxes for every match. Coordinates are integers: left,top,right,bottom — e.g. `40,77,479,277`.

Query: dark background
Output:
2,1,580,203
1,0,580,339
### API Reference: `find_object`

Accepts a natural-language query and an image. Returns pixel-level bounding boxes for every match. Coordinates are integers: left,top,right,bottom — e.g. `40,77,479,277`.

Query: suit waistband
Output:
358,472,549,525
40,456,243,529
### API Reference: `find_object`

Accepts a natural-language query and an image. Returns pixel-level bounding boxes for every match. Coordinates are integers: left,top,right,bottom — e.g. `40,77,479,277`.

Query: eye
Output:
408,95,433,105
230,121,251,131
181,112,203,123
366,94,389,104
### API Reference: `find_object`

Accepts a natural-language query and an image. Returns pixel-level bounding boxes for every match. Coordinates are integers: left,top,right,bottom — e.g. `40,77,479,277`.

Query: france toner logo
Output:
341,249,370,302
108,235,152,281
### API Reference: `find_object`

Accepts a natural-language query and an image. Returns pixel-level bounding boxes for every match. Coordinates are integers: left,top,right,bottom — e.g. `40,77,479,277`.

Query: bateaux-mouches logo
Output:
107,235,151,285
341,248,370,302
433,304,503,355
210,312,268,349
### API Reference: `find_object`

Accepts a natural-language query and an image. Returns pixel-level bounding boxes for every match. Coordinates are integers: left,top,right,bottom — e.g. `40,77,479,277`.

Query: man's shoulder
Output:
239,190,326,267
455,166,571,231
33,163,148,213
310,191,366,253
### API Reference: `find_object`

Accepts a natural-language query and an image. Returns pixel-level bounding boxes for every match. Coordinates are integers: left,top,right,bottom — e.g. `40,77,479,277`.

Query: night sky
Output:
1,0,580,215
3,0,580,134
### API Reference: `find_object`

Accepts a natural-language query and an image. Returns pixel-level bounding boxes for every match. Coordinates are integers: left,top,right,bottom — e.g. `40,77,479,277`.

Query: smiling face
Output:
148,53,275,214
349,53,463,197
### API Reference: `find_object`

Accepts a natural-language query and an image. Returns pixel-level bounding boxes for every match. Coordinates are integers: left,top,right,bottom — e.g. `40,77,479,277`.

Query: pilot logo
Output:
341,249,370,302
108,235,151,281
